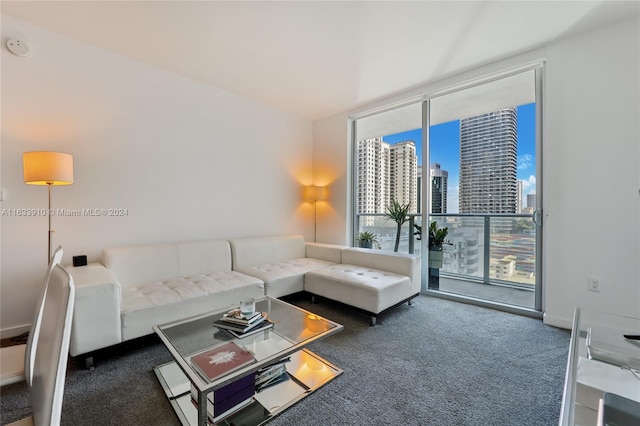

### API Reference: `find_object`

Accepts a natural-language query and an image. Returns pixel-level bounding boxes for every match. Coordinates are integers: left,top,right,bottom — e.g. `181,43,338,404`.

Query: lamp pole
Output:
47,182,53,262
313,199,317,242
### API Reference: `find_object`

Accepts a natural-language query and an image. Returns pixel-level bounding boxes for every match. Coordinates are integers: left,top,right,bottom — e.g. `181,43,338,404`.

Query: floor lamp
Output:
23,152,74,262
305,186,327,242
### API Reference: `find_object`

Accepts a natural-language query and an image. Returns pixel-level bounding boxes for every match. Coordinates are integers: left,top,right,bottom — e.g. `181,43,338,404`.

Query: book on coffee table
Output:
213,316,268,334
191,342,255,382
221,310,264,325
224,320,274,339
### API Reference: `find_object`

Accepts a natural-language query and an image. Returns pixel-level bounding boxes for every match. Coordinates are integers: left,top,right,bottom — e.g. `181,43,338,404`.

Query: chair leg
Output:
311,295,316,304
83,356,95,370
408,299,413,306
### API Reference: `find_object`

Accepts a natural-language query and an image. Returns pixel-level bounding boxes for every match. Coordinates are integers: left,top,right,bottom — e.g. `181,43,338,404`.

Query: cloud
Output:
518,154,534,170
521,175,536,195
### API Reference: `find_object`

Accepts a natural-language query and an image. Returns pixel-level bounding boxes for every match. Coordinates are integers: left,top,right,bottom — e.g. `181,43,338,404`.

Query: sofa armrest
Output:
342,248,421,294
67,264,122,357
305,242,345,264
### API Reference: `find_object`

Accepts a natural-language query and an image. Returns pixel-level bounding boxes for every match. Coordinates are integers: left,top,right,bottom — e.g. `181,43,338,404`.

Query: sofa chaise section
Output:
68,239,263,360
305,248,420,325
229,235,341,298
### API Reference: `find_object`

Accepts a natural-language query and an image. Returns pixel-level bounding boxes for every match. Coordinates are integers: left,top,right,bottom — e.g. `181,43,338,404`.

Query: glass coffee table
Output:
153,296,343,426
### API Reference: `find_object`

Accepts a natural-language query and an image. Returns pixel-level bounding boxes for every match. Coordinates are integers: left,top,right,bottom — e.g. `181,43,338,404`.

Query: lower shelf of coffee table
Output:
154,348,342,426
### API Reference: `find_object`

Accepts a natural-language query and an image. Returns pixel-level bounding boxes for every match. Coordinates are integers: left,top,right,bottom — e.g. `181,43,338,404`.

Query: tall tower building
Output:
356,138,390,221
430,163,448,214
516,180,523,213
390,141,418,213
459,108,517,213
417,165,422,214
527,193,536,210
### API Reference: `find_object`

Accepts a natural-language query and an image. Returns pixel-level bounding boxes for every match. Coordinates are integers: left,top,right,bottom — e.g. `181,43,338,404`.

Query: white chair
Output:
0,247,64,387
7,247,76,426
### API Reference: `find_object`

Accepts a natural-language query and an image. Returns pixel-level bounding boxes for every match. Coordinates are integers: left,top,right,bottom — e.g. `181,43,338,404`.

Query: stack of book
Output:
255,358,290,392
213,309,274,338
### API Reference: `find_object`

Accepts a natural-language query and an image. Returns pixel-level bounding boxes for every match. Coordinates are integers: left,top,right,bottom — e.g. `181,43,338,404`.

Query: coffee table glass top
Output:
155,297,341,387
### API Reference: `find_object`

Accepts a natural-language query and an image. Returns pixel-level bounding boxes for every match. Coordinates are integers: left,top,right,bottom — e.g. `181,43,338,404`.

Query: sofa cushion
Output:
120,271,263,341
230,235,306,269
342,248,420,295
177,240,234,276
235,258,335,298
104,244,179,288
305,264,412,314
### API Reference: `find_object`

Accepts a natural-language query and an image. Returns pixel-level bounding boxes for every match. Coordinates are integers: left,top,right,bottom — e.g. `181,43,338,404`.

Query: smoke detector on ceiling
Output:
6,39,31,57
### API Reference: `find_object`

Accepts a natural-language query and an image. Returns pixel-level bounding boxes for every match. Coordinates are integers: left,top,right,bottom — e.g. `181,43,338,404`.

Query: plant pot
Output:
360,241,372,249
428,267,440,290
428,249,444,269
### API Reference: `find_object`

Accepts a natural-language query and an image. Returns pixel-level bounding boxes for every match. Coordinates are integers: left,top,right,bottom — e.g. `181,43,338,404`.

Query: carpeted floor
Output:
0,294,570,425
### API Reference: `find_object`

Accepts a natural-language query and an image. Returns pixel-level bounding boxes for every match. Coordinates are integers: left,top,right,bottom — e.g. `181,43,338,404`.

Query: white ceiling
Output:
2,1,638,120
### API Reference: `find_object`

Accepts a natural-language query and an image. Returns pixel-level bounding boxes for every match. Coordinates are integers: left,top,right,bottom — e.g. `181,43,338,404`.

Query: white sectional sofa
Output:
67,235,420,365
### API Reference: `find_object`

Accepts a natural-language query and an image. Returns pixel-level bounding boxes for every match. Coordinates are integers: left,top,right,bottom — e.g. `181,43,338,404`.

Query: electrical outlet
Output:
588,277,600,292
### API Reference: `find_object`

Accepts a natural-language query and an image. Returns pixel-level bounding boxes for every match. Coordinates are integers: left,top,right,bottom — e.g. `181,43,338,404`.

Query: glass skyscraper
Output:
459,108,517,213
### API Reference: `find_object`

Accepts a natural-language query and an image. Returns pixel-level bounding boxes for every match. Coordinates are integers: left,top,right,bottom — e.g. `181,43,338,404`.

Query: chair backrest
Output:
24,246,65,386
29,257,75,426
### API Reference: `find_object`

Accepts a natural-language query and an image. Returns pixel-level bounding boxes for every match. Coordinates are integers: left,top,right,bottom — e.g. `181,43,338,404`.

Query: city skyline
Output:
382,103,536,213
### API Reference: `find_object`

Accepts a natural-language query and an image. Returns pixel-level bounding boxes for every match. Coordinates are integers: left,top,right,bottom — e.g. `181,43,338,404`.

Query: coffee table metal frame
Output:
153,296,343,426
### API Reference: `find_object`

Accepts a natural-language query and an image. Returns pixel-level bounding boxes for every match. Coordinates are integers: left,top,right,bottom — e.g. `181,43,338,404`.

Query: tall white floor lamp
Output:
23,151,74,262
305,186,327,243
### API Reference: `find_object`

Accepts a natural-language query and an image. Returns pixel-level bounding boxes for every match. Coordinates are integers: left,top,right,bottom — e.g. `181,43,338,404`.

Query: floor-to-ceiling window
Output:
351,64,543,315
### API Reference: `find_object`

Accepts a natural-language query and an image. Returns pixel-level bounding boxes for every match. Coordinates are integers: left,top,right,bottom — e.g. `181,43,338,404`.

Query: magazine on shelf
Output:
191,341,255,382
255,361,290,392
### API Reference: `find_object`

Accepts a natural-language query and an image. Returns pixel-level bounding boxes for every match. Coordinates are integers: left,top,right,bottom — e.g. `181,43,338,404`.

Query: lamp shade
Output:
305,186,327,202
23,152,74,185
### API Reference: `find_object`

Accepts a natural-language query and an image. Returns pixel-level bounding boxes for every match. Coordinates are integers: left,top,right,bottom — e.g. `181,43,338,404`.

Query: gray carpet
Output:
0,295,570,425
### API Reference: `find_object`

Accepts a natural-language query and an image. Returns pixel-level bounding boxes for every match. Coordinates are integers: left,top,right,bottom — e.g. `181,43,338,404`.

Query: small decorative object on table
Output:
240,297,256,317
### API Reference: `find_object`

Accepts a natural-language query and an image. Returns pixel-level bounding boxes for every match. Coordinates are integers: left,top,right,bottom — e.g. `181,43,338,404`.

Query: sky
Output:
382,103,536,213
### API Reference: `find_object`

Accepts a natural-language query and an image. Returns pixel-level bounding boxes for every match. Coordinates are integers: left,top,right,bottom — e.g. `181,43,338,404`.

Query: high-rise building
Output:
516,180,523,213
416,165,422,214
459,108,518,214
390,141,418,213
355,138,418,224
430,163,448,214
527,193,536,210
356,138,390,223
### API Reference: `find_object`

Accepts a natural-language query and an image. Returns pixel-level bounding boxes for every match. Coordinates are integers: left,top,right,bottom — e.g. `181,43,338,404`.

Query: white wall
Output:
0,16,314,335
542,17,640,328
313,17,640,328
312,113,351,245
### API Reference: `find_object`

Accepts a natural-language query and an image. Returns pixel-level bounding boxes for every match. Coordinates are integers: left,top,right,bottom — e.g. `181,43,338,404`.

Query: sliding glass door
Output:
427,67,542,312
352,64,544,314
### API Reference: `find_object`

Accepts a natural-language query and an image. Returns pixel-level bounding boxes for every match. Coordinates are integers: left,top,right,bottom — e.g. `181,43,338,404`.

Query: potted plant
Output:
357,231,380,249
414,221,449,289
427,221,449,268
384,200,411,252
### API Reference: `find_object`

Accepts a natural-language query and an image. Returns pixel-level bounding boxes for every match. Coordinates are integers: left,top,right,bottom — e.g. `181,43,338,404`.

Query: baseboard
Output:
1,324,31,340
542,312,572,330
